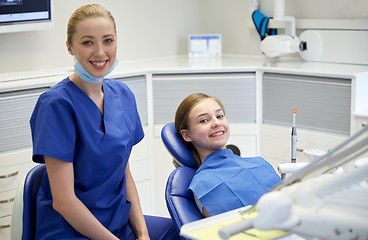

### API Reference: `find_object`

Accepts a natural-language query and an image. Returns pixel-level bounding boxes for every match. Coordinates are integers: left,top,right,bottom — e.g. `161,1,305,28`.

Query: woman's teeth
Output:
92,61,106,66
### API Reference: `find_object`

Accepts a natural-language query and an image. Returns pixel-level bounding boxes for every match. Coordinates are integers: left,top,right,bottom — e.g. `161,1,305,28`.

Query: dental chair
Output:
161,122,204,235
161,122,242,236
11,164,46,240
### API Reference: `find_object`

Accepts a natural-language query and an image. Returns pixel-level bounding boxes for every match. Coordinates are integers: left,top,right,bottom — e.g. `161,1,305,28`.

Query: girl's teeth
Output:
212,132,223,137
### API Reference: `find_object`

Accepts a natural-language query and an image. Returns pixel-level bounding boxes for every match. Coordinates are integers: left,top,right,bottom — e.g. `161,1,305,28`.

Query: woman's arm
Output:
125,162,150,240
45,156,118,240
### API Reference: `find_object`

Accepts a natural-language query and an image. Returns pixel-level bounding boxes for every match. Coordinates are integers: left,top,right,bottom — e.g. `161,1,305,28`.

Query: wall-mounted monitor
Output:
0,0,53,34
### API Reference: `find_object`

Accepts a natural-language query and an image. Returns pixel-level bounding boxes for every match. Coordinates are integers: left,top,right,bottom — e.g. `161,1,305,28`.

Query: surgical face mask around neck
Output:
74,59,119,84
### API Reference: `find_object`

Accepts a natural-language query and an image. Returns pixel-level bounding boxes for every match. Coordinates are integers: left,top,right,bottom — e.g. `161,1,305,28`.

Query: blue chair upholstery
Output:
161,122,204,234
161,122,197,168
11,164,46,240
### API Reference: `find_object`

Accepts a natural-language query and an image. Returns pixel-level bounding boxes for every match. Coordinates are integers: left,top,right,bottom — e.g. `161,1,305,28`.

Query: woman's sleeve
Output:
30,93,76,163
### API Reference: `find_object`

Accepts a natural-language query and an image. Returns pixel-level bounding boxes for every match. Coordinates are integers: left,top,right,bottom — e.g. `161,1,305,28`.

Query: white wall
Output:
1,0,367,73
200,0,368,57
0,0,201,73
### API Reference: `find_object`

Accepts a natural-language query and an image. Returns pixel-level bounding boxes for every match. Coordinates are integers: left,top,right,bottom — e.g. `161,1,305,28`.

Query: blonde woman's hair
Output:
175,93,225,167
67,4,116,46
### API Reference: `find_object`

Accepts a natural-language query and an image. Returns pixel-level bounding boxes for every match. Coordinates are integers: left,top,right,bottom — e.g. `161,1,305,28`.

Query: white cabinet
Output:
260,72,353,168
260,124,347,169
0,85,47,236
0,216,11,240
0,149,36,237
1,56,367,237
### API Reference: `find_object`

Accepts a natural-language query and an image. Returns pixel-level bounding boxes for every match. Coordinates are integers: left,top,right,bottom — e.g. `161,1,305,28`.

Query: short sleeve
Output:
30,92,76,163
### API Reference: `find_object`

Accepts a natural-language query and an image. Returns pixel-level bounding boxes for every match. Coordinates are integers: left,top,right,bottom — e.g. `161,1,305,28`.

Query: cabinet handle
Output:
296,148,304,152
0,197,15,204
0,224,10,229
0,171,19,179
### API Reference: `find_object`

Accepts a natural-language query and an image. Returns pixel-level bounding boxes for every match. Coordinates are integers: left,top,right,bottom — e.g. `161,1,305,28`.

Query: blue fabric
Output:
30,78,146,239
189,149,281,216
122,215,179,240
74,59,118,83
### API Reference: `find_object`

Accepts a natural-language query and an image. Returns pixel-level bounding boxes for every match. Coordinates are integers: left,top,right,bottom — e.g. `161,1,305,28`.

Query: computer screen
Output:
188,34,221,58
0,0,53,33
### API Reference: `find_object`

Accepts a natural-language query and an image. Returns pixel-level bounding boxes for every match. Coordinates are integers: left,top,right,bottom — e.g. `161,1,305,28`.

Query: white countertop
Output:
1,55,368,92
110,55,368,78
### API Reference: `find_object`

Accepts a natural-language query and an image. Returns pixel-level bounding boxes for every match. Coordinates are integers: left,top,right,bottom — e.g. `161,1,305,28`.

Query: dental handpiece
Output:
291,109,297,163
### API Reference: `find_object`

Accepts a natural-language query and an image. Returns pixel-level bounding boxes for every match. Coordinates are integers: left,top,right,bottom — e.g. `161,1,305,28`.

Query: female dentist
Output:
30,4,179,240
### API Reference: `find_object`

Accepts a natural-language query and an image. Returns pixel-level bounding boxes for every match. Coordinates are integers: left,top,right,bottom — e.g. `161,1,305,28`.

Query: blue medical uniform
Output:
30,78,179,239
189,149,281,216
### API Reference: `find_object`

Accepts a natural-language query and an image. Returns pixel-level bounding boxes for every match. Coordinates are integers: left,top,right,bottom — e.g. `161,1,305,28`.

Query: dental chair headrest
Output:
161,122,197,169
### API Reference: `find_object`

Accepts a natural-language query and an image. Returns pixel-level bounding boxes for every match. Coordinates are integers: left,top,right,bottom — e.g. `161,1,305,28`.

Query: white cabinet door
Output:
261,73,351,170
260,124,347,169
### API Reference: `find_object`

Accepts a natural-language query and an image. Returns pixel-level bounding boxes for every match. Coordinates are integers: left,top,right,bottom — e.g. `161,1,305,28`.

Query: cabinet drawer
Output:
0,215,11,240
0,161,36,192
0,148,32,167
0,190,16,218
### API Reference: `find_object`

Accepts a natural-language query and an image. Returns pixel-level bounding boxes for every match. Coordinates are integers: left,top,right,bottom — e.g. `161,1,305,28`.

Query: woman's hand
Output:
136,232,150,240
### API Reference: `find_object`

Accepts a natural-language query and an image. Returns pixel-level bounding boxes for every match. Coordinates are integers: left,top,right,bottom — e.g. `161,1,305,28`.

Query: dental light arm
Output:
218,126,368,240
258,0,307,58
253,163,368,239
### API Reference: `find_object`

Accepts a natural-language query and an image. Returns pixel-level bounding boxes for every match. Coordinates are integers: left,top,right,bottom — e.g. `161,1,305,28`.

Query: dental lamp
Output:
260,35,307,58
258,0,307,58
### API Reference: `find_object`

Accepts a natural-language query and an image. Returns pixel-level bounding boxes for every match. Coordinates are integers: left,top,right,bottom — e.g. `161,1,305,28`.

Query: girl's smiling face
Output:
68,16,117,79
181,98,230,162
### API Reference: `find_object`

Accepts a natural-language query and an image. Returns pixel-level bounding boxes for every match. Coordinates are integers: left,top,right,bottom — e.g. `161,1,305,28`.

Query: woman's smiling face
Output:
69,16,117,79
181,98,230,161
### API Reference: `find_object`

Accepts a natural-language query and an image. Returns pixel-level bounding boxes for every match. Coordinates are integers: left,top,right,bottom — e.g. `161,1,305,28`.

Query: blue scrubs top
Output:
189,149,281,216
30,78,144,239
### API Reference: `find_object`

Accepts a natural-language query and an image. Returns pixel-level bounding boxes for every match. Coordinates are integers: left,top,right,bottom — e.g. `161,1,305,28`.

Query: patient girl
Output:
175,93,281,217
